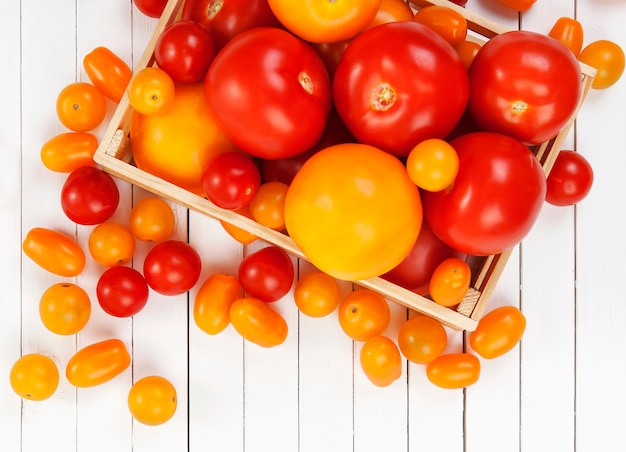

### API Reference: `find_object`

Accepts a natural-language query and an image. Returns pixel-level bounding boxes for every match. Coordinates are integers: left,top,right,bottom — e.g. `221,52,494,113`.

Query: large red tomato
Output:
421,132,546,256
333,21,469,158
468,30,582,145
205,27,332,160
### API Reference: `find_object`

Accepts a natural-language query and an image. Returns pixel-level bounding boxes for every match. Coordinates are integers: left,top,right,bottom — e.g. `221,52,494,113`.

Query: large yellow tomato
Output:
284,143,422,281
130,82,240,196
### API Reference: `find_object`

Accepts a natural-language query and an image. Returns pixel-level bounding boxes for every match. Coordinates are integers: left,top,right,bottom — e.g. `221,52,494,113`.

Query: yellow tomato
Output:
219,205,259,245
429,257,471,307
88,221,136,267
426,353,480,389
39,282,91,335
397,314,447,364
193,273,242,335
128,376,177,426
249,181,288,231
129,197,176,243
10,354,60,401
293,271,341,318
56,82,107,132
128,67,176,115
360,335,403,387
406,138,459,192
578,40,625,90
337,289,390,342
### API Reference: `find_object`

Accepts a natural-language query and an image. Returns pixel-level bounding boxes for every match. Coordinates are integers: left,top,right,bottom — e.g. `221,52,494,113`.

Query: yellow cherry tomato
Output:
219,205,259,245
337,289,390,342
10,354,60,401
40,132,98,172
429,257,471,307
56,82,107,132
578,40,625,90
194,273,242,335
249,181,289,231
128,67,176,115
397,314,447,364
22,227,86,277
294,270,341,318
229,297,288,348
66,339,131,387
129,197,176,243
128,376,177,426
406,138,459,192
88,221,136,267
360,335,402,387
39,282,91,335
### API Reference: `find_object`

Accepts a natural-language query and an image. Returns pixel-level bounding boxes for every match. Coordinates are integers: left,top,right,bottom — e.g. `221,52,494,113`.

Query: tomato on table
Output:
22,227,86,277
238,246,294,302
398,315,447,364
83,46,132,103
229,297,288,348
360,336,403,387
40,132,98,172
578,40,625,90
469,306,526,359
97,266,150,318
193,273,243,335
56,82,107,133
426,353,480,389
10,354,60,401
337,289,390,342
39,282,91,335
294,271,341,318
143,240,202,296
494,0,536,11
546,150,594,206
66,339,131,387
129,197,176,243
128,376,177,426
88,221,136,267
61,166,120,225
133,0,168,18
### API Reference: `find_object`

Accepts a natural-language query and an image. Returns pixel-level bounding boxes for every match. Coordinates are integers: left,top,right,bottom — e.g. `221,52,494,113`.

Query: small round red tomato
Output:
61,166,120,225
129,197,176,243
205,27,332,159
238,246,294,302
249,181,289,231
128,376,177,426
360,335,402,387
578,40,625,90
83,46,132,103
97,266,149,317
40,132,97,173
429,257,471,307
201,152,261,210
143,240,202,296
39,282,91,335
412,5,467,46
337,289,390,342
133,0,168,18
10,354,60,401
155,20,216,84
397,315,447,364
546,150,594,206
548,17,584,57
426,353,480,389
66,339,131,388
128,67,175,115
56,82,107,133
469,306,526,359
229,297,288,347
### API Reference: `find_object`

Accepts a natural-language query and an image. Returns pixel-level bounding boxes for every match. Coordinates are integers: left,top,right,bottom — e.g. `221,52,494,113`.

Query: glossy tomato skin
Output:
39,282,91,335
422,132,546,256
133,0,168,18
143,240,202,296
66,339,131,387
333,21,469,157
469,306,526,359
468,30,582,145
193,273,242,335
40,132,97,172
97,266,150,318
201,152,261,210
360,335,403,387
238,246,294,302
548,17,584,57
426,353,480,389
229,297,288,347
546,150,594,206
22,227,86,277
10,354,60,401
83,46,132,103
205,27,332,159
61,166,120,225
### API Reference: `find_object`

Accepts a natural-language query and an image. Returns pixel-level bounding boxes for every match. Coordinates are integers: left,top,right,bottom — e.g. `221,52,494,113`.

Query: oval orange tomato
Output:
229,297,288,348
83,46,132,103
40,132,98,172
366,0,414,30
66,338,131,387
193,273,242,335
469,305,526,359
548,17,584,57
397,315,447,364
426,353,480,389
429,257,471,307
337,289,390,342
22,227,86,277
412,5,467,46
360,335,403,387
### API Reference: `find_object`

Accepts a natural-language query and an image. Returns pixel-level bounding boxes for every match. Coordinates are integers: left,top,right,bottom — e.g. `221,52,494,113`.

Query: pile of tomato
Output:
11,0,626,426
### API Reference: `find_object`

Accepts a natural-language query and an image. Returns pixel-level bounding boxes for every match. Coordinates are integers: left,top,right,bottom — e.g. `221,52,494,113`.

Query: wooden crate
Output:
93,0,596,331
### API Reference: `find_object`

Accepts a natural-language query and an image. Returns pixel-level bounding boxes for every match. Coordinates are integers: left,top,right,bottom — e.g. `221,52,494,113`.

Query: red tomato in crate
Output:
97,266,149,318
205,27,332,160
546,150,594,206
155,20,216,84
143,240,202,296
238,246,294,302
133,0,168,18
60,166,120,225
201,152,261,210
333,21,469,158
421,132,546,256
468,30,582,145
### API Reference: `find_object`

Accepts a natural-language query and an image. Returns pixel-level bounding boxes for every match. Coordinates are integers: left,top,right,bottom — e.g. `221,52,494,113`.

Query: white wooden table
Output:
2,1,625,451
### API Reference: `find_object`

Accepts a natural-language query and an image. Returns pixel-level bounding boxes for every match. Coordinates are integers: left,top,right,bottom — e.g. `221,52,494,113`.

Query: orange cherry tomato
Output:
455,40,482,70
413,5,468,46
429,257,471,307
366,0,414,30
40,132,98,172
249,181,288,231
426,353,480,389
397,314,447,364
267,0,382,43
337,289,390,342
548,17,584,57
294,270,341,318
128,376,177,426
88,221,136,267
360,335,403,387
219,205,259,245
66,338,131,387
193,273,243,335
22,227,86,277
406,138,459,192
494,0,536,11
229,297,288,348
39,282,91,335
10,354,60,401
578,40,625,90
83,46,132,103
469,305,526,359
128,67,176,115
129,197,176,243
56,82,107,132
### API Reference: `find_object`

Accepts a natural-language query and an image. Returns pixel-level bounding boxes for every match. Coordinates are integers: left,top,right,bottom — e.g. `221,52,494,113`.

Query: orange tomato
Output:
494,0,536,11
360,335,403,387
130,82,240,196
66,338,131,387
219,205,259,245
128,67,176,115
366,0,414,30
40,132,98,172
39,282,91,335
294,271,341,317
337,289,390,342
83,46,132,103
578,40,625,90
548,17,584,57
267,0,382,43
429,257,471,307
249,181,288,231
129,197,176,243
397,314,447,364
10,354,60,401
284,143,422,281
455,40,482,70
193,273,242,335
413,5,468,46
229,297,288,348
426,353,480,389
128,376,177,426
56,82,107,132
22,227,86,277
406,138,459,192
88,221,136,267
469,305,526,359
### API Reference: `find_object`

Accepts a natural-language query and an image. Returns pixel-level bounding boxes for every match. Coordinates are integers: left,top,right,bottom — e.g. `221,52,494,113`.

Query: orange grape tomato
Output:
412,5,468,46
360,335,403,387
366,0,414,30
455,40,482,70
294,270,341,318
426,352,480,389
66,338,131,387
548,17,584,57
129,197,176,243
193,273,243,335
578,40,625,90
469,305,526,359
88,221,136,267
397,314,447,364
10,353,60,401
219,205,259,245
337,289,390,342
83,46,132,103
40,132,98,172
56,82,107,132
22,227,86,277
428,257,471,307
128,376,177,426
406,138,459,192
229,297,288,348
39,282,91,335
128,67,176,115
249,181,289,231
494,0,536,11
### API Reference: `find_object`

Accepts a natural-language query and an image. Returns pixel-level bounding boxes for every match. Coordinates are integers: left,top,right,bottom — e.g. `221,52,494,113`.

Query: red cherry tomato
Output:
96,266,150,318
238,246,294,302
546,150,594,206
143,240,202,296
60,166,120,225
133,0,168,18
201,152,261,210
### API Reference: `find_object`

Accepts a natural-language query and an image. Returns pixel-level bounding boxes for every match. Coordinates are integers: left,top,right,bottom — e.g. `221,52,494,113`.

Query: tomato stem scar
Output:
207,0,223,18
511,100,528,114
371,83,396,111
299,72,313,94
